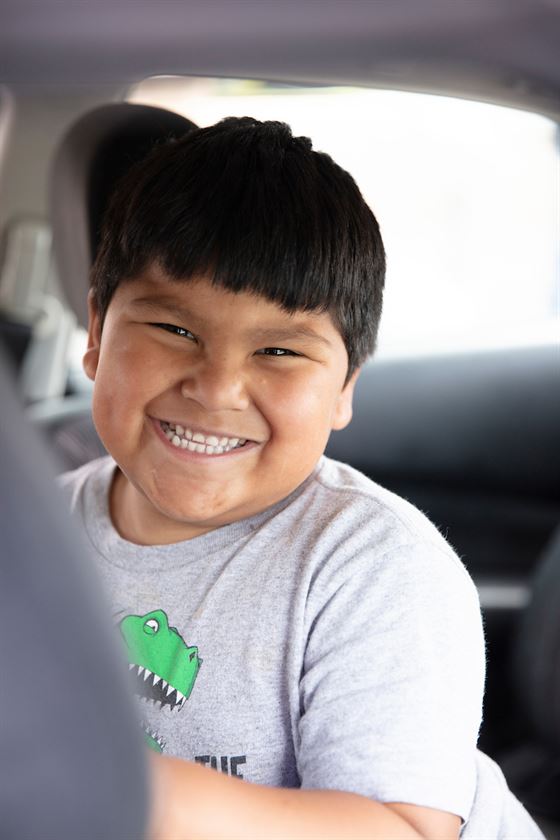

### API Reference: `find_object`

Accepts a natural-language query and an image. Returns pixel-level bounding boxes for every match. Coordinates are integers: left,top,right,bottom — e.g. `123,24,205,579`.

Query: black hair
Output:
91,116,385,378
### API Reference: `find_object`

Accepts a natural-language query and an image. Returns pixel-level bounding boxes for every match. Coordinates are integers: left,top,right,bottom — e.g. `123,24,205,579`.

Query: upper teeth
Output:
160,421,247,454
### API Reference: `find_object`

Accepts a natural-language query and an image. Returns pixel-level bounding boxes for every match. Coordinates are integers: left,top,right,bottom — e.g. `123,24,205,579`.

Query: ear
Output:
331,367,361,431
82,290,102,382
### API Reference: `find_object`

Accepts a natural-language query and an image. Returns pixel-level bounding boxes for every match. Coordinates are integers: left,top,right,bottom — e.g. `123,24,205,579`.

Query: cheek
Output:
95,347,138,411
97,338,173,401
92,341,161,434
261,373,339,442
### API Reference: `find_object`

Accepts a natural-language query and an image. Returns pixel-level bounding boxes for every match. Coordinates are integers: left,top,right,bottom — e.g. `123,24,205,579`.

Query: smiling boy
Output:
87,267,356,546
61,117,544,840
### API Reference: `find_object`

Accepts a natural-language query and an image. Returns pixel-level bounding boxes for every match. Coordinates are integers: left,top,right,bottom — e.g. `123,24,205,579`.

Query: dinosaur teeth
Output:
127,664,184,711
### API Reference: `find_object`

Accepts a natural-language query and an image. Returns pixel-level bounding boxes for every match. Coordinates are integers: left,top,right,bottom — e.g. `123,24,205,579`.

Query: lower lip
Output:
151,418,258,461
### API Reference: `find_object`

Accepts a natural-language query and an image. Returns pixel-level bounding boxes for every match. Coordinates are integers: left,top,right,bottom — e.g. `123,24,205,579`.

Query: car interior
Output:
1,1,559,836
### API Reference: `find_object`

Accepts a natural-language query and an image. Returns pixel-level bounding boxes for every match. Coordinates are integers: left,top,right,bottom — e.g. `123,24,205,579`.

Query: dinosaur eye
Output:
144,618,159,635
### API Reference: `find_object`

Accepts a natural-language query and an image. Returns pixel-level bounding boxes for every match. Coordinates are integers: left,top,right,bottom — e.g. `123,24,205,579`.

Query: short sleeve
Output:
297,539,485,821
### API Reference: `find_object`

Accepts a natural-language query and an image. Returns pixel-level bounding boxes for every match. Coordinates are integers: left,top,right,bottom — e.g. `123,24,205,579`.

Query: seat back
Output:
50,101,197,327
0,350,148,838
39,102,198,464
513,525,560,749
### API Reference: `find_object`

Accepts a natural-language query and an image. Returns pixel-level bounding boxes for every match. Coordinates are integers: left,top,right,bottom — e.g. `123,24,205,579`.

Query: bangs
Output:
92,117,385,375
114,132,371,315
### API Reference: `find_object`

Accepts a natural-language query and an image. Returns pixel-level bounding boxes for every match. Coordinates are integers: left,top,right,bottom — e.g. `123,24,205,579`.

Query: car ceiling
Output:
2,0,560,112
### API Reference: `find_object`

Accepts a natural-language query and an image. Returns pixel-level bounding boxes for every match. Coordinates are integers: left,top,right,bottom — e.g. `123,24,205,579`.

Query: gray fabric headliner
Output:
2,0,560,111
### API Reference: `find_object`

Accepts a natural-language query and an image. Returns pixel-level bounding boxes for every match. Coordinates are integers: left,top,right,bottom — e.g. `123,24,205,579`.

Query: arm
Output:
148,753,461,840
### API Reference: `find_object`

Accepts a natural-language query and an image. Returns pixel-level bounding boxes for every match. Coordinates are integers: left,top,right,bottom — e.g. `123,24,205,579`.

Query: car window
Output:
128,76,560,361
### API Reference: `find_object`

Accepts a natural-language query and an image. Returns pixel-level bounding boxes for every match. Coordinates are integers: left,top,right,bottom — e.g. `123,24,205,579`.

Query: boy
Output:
61,117,543,839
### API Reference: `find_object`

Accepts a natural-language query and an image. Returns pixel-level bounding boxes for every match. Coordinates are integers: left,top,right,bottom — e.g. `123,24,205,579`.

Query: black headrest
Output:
50,103,197,327
326,346,560,500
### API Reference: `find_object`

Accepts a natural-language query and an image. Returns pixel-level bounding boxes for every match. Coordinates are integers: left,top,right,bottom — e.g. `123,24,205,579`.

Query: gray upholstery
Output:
0,353,148,839
29,393,106,471
50,102,197,327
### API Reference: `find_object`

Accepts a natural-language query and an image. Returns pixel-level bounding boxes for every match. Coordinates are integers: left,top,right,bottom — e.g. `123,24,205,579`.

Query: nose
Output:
180,355,250,412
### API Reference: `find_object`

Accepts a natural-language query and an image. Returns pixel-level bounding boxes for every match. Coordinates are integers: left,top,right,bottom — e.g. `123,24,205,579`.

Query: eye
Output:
256,347,300,357
144,618,159,635
149,322,196,341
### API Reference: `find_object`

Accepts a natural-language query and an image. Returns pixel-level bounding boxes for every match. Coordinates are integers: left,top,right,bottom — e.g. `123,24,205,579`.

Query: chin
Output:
155,498,227,530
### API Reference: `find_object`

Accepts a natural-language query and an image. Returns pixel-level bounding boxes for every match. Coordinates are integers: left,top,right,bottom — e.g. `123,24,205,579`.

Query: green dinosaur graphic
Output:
120,609,202,717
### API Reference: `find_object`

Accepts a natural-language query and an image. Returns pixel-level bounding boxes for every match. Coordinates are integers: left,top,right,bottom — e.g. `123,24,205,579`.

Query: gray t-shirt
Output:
60,454,544,839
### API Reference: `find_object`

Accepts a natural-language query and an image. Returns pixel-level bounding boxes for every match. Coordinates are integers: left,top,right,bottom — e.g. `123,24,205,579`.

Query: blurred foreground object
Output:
0,351,148,839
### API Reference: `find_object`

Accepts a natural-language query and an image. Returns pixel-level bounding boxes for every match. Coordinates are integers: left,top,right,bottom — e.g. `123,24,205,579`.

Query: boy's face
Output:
84,264,359,544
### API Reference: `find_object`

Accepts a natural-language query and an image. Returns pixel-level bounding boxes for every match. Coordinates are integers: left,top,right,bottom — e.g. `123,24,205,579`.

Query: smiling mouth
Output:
159,420,249,455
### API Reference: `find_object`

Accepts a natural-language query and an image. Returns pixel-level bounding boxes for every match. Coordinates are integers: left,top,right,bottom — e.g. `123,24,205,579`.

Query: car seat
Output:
499,525,560,821
51,101,198,328
0,348,148,839
37,102,197,467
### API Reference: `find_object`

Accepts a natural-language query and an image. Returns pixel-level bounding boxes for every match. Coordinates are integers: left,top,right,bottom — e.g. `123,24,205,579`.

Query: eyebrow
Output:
131,296,195,322
248,326,332,347
130,295,333,347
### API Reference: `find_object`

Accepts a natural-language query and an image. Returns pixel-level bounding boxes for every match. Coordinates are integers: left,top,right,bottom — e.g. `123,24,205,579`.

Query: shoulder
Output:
297,461,485,820
298,456,480,615
57,455,115,513
310,456,462,562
